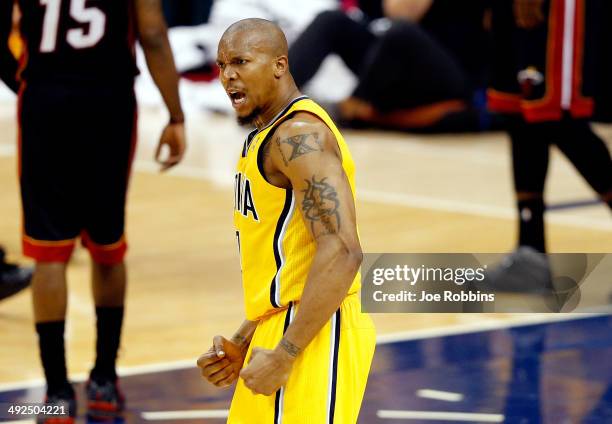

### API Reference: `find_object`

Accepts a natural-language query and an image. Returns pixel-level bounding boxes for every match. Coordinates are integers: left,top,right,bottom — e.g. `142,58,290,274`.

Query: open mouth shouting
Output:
228,89,247,109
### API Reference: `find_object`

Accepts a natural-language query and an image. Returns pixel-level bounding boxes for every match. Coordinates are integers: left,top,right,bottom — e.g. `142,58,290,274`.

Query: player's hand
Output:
155,121,186,172
239,347,295,396
197,335,245,387
514,0,545,29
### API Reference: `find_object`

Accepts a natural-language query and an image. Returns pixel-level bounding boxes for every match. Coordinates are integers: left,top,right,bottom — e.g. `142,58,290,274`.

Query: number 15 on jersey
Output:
39,0,106,52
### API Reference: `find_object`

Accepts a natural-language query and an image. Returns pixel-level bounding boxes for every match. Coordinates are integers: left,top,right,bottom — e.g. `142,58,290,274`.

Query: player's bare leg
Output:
32,263,68,322
91,261,126,308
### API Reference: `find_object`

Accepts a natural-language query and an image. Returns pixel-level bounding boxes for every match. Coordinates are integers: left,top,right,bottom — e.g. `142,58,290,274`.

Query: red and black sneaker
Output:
37,388,76,424
86,378,125,421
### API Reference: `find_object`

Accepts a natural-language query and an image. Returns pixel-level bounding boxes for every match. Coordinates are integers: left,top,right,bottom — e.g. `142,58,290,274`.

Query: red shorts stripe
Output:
487,89,522,114
22,236,76,262
81,232,127,265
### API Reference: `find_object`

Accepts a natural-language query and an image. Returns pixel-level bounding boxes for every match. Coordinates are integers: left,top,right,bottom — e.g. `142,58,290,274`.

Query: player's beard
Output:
236,106,262,127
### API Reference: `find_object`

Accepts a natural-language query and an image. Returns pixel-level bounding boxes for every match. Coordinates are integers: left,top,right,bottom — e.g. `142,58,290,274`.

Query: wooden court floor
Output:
0,104,610,385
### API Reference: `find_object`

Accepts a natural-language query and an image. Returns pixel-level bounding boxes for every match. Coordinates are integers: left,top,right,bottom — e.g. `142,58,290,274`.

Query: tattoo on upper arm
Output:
301,176,341,238
280,337,301,357
275,132,323,166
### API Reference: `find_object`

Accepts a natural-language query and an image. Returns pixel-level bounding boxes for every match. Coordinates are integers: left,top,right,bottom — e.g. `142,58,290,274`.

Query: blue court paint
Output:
547,198,603,211
2,315,611,423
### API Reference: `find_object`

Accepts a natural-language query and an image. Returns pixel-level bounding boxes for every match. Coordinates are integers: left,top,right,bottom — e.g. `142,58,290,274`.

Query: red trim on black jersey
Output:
570,0,594,118
15,20,28,84
523,0,563,122
488,0,596,123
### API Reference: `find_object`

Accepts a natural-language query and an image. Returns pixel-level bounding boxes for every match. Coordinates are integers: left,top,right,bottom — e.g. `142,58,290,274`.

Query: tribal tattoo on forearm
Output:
275,132,323,166
279,337,301,358
301,175,341,238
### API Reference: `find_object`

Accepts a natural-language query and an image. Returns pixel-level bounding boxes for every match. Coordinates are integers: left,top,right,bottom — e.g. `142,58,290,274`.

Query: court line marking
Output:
416,389,464,402
0,360,196,392
137,160,612,231
378,410,504,422
141,410,229,420
548,199,602,210
376,312,607,344
0,420,35,424
1,145,609,231
1,313,608,393
358,189,612,231
134,161,215,181
0,144,16,156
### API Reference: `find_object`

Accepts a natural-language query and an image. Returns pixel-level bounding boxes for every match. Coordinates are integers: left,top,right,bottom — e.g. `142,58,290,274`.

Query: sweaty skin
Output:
197,19,363,396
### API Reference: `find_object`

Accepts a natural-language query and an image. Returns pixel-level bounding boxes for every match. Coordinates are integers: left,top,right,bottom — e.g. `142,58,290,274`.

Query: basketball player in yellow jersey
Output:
196,18,376,424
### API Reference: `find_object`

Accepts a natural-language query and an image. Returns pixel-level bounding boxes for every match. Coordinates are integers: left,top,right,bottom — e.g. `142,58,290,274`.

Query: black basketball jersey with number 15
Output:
17,0,138,84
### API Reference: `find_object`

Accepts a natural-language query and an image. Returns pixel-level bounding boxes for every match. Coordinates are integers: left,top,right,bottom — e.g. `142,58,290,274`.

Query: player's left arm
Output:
239,115,362,395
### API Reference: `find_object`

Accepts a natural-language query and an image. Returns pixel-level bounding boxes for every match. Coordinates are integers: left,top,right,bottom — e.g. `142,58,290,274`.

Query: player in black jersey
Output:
0,1,186,422
487,0,611,289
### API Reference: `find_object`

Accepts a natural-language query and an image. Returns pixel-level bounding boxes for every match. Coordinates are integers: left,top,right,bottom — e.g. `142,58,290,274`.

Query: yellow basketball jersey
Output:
234,96,361,321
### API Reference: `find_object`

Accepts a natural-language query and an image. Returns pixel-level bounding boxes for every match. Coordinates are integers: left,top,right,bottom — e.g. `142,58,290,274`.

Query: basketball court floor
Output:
0,101,611,423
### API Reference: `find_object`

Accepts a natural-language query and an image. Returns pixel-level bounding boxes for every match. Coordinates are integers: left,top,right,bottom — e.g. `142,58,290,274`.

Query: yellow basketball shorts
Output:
228,293,376,424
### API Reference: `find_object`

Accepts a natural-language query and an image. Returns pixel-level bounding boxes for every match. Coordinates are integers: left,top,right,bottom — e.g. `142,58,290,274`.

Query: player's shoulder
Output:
275,111,334,143
271,111,341,166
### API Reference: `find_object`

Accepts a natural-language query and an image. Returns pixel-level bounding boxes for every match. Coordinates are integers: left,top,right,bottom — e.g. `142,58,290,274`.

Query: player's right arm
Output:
197,320,258,387
0,0,19,93
134,0,186,171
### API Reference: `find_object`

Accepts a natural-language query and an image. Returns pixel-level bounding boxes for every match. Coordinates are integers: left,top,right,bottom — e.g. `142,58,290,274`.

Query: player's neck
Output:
254,85,301,130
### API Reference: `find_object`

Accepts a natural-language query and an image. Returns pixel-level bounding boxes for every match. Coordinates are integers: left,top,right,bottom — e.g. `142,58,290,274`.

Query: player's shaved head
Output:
217,18,299,128
219,18,288,58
